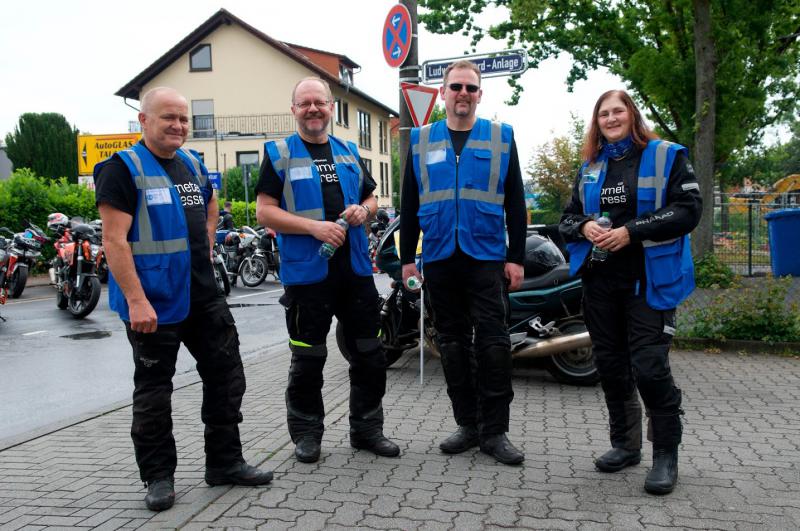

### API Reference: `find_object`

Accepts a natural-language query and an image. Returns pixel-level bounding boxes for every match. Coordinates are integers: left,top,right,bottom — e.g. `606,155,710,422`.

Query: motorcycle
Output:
46,213,103,319
212,241,231,296
336,215,598,385
88,219,109,283
217,226,273,288
257,226,280,282
0,221,49,300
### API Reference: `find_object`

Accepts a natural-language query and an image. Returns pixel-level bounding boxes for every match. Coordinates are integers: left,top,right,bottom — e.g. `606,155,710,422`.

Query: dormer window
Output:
190,44,212,72
339,64,353,85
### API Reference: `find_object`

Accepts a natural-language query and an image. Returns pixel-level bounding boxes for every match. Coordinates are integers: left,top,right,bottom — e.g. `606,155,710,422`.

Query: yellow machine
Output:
729,174,800,213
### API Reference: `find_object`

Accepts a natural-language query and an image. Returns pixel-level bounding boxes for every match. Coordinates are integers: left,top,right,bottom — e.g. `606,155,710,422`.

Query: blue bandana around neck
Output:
602,136,634,160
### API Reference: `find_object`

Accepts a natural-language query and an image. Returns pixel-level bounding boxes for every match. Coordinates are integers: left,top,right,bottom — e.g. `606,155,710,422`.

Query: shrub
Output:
694,253,737,288
683,274,800,342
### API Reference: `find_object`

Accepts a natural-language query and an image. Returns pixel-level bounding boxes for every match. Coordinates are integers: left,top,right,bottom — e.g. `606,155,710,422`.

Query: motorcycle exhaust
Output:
512,331,592,359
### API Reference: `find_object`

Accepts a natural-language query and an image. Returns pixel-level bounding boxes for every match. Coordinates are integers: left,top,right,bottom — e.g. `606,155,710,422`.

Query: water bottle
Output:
591,212,612,262
406,276,422,290
318,217,350,259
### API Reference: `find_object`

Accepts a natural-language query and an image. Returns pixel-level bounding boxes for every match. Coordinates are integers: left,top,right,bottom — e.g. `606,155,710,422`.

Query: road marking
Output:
22,330,47,336
7,296,52,305
232,288,283,300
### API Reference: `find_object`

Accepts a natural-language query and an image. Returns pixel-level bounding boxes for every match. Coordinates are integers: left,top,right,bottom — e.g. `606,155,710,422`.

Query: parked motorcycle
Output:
88,219,109,283
257,227,280,282
336,216,597,385
367,209,389,271
217,226,273,288
46,213,103,319
212,242,231,296
0,221,49,300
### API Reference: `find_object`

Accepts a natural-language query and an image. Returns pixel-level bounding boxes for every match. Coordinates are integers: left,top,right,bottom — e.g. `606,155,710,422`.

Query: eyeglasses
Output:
447,83,480,93
294,100,330,110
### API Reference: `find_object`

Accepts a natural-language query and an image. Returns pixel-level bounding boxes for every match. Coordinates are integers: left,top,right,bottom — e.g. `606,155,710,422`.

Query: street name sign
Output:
421,49,528,84
401,83,439,127
382,4,412,68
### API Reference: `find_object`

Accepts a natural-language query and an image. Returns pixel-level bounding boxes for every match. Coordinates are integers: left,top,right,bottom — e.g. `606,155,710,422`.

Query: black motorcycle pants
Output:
125,295,245,483
280,258,385,443
424,248,513,436
583,273,683,450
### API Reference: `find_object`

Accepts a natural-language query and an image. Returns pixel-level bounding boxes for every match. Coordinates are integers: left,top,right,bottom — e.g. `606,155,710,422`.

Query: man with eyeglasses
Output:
256,77,400,464
400,60,527,465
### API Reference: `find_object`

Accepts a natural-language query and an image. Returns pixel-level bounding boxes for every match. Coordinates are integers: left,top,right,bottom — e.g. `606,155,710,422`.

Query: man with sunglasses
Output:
400,60,527,465
256,77,400,464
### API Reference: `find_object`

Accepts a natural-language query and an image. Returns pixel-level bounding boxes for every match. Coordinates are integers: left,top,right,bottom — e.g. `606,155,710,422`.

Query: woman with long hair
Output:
559,90,702,494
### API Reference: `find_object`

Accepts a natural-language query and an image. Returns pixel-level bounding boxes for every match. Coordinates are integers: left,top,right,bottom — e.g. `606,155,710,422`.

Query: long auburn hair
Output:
581,90,658,162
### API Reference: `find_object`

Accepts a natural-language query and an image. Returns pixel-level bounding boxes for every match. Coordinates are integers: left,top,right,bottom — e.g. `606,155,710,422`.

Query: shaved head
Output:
141,87,187,114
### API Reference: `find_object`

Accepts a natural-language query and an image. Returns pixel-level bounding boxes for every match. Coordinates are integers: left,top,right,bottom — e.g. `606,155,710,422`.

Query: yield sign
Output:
382,4,412,68
401,82,438,127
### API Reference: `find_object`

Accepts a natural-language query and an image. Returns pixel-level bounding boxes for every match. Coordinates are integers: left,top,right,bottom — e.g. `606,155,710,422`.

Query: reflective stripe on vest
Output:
638,141,676,249
122,148,189,256
412,121,509,206
270,138,365,221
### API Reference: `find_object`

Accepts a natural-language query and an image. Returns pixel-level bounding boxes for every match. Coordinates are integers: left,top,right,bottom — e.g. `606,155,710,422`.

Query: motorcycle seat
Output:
518,263,573,291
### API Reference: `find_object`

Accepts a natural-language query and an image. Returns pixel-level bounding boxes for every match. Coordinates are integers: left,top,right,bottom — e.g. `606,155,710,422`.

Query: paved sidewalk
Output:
1,338,799,530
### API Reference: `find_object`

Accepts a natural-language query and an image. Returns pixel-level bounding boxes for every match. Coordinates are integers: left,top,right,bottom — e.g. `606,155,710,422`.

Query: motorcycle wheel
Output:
546,320,599,386
239,255,268,287
214,262,231,296
9,267,27,299
271,251,280,280
67,277,101,319
335,320,405,368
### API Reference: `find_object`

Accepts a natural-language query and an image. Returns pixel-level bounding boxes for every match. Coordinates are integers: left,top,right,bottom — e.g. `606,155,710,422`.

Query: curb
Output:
674,336,800,356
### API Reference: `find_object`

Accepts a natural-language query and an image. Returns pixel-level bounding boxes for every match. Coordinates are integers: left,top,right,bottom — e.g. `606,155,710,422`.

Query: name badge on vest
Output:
289,166,313,182
146,188,172,206
583,162,603,183
426,149,447,165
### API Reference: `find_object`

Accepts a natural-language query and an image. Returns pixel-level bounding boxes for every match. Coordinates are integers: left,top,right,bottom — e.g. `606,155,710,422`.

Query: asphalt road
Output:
0,277,289,446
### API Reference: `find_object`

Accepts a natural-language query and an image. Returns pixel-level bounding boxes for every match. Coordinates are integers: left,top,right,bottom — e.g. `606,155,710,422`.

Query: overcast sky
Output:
0,0,625,166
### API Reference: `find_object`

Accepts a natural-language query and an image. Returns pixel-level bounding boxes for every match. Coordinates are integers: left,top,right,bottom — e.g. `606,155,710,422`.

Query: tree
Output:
5,113,79,182
420,0,800,256
223,166,258,203
527,115,585,214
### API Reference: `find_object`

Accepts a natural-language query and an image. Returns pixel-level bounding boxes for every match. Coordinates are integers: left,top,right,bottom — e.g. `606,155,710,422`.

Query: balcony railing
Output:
192,113,295,139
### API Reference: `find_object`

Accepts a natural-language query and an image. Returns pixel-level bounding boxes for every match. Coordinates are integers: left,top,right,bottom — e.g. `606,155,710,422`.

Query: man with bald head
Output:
95,87,272,512
256,77,400,463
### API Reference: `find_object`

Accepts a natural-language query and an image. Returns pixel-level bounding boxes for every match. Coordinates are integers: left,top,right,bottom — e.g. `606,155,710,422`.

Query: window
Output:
380,162,389,197
191,99,214,138
339,64,353,85
190,44,212,71
361,158,372,176
335,99,349,127
378,121,388,154
358,110,372,149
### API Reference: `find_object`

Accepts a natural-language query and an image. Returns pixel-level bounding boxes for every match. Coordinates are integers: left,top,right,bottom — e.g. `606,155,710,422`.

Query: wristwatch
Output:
361,204,370,216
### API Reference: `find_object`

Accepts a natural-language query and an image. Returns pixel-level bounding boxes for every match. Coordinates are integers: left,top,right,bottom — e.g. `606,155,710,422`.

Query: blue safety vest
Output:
567,140,695,310
264,134,372,285
94,142,211,324
410,118,512,263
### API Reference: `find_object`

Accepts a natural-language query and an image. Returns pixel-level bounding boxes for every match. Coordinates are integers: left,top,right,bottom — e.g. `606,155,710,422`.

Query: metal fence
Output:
713,193,800,276
192,113,296,139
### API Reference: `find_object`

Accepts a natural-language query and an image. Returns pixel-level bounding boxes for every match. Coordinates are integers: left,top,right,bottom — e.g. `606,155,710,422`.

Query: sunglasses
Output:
447,83,480,94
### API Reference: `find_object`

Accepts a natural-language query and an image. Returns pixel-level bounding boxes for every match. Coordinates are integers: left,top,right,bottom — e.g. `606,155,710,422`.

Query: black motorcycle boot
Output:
645,409,683,494
479,433,524,465
144,477,175,512
594,448,642,472
597,394,642,471
295,436,321,463
439,425,479,454
644,446,679,494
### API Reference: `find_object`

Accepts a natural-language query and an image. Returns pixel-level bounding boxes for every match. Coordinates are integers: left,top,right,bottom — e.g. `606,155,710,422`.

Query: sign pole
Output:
398,0,418,207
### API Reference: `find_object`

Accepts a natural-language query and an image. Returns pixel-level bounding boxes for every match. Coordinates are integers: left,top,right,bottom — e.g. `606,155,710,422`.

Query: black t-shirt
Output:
94,143,217,304
256,138,377,222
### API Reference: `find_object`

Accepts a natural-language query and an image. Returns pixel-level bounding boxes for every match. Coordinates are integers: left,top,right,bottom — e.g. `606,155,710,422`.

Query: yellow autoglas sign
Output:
77,133,141,175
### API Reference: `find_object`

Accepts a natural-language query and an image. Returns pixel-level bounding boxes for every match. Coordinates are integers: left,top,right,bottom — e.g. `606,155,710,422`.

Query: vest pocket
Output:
473,201,504,236
645,240,683,309
418,202,440,241
135,255,173,302
468,149,492,188
638,187,657,215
